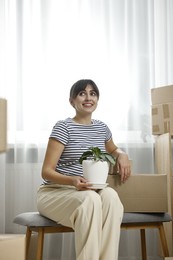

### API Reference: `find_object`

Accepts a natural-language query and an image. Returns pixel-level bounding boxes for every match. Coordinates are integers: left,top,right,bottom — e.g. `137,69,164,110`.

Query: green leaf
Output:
104,154,116,165
79,150,93,164
79,146,116,165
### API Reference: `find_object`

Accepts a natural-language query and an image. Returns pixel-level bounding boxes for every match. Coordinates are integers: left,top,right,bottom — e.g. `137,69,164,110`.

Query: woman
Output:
37,79,131,260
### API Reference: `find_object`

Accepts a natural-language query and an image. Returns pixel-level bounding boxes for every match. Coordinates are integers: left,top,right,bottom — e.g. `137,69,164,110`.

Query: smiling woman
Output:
1,0,173,259
37,78,131,260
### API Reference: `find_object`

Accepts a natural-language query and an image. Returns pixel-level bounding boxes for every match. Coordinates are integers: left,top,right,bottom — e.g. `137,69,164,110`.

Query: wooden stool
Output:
14,211,172,260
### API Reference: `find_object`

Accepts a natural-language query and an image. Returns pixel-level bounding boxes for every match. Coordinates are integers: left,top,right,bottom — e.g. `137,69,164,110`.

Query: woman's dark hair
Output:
70,79,99,99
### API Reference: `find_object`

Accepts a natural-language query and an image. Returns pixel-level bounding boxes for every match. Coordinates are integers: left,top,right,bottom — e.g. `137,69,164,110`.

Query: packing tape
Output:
163,104,169,119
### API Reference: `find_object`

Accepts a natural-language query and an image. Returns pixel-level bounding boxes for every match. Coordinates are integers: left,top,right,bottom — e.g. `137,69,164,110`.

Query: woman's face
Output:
70,84,98,115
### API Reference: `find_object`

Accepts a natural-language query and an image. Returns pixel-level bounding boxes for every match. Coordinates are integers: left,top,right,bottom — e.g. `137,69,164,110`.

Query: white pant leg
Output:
69,190,103,260
99,187,124,260
37,185,102,260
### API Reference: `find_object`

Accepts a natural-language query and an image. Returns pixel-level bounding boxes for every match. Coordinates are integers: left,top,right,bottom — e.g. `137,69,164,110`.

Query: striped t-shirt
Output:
45,117,112,182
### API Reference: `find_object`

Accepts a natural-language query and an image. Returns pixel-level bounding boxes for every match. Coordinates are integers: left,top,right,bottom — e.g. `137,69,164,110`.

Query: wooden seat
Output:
13,211,172,260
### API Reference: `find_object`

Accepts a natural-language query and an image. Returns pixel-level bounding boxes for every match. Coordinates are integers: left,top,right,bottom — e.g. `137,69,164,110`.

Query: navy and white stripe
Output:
44,117,112,184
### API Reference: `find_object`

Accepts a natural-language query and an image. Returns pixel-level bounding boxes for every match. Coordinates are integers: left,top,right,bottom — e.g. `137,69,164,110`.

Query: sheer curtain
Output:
0,0,173,259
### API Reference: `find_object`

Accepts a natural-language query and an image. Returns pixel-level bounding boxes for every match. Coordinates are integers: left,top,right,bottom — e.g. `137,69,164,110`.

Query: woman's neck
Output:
72,115,92,125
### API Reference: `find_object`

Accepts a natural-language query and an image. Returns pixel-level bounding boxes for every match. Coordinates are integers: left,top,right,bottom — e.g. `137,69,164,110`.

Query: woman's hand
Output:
71,176,94,191
105,138,131,183
116,153,131,183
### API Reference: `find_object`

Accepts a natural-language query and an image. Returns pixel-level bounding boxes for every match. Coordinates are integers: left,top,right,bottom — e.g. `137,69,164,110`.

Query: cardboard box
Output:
151,85,173,105
0,234,25,260
151,86,173,135
107,174,168,212
152,103,173,135
165,258,173,260
0,98,7,153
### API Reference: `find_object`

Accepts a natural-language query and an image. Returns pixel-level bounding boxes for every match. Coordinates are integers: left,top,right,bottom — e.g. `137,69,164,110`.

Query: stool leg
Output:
140,229,147,260
158,223,169,257
37,228,44,260
25,227,32,260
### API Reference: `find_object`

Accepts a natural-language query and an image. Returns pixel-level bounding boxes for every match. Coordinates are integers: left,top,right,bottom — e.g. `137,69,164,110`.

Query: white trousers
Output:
37,185,123,260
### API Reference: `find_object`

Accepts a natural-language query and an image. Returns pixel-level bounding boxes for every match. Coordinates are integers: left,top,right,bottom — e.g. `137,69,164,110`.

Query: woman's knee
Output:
71,191,102,223
84,190,102,207
100,187,119,199
100,187,124,210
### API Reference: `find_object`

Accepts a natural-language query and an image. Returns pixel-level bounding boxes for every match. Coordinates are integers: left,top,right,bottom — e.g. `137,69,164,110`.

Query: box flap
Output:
151,85,173,105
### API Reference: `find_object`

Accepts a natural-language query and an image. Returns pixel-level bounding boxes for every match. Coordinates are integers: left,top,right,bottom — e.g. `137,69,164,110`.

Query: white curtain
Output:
0,0,173,259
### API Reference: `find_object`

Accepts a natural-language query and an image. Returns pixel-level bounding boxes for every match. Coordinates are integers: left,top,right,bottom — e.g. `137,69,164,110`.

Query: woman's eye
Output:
79,91,85,96
90,91,97,96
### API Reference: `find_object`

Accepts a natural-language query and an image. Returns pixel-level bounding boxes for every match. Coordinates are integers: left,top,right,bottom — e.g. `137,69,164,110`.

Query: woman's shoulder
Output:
92,119,111,134
51,118,69,131
54,117,72,126
92,119,108,127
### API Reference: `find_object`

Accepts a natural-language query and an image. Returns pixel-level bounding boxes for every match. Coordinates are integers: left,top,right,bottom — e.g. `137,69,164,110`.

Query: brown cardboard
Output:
0,234,25,260
107,174,168,212
151,103,173,135
151,85,173,105
0,98,7,152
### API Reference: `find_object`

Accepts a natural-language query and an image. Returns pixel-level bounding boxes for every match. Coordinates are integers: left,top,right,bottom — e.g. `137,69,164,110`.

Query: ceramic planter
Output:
82,160,109,184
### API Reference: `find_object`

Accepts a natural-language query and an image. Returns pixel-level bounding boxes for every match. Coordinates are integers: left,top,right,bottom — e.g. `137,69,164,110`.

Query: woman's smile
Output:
82,102,94,107
71,85,98,114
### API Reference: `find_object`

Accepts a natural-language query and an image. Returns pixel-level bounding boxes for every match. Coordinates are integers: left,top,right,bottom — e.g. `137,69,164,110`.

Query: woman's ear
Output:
69,98,74,107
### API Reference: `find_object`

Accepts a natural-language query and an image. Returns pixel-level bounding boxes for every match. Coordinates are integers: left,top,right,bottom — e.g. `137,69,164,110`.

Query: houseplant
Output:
79,147,116,184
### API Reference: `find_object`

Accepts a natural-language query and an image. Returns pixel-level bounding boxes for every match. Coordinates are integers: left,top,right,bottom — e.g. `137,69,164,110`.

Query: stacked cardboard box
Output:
0,98,7,152
151,85,173,135
151,85,173,255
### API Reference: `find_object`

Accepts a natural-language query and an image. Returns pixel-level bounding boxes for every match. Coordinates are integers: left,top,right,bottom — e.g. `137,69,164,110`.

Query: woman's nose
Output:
85,93,91,100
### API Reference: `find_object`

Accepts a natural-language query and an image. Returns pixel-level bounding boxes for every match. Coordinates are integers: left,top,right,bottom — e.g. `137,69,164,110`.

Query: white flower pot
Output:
82,160,109,184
